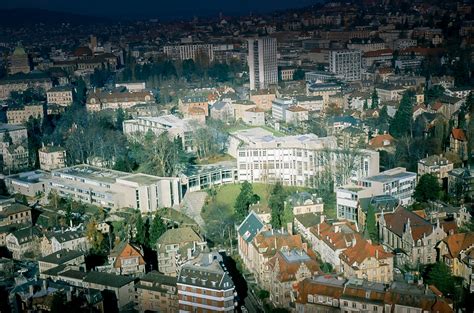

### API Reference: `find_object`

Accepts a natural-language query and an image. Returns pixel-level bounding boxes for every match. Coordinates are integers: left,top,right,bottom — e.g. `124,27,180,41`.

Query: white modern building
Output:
329,50,362,81
248,37,278,90
49,165,181,212
123,115,197,152
232,128,379,188
358,167,417,205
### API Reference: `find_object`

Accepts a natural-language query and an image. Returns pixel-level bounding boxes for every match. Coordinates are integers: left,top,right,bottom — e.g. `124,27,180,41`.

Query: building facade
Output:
248,37,278,90
329,50,362,81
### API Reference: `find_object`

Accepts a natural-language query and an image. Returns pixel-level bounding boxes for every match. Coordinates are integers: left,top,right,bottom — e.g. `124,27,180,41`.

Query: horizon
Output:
0,0,323,20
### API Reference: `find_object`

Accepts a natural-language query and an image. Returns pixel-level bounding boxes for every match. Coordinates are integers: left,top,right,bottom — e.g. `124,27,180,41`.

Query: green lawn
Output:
213,183,272,208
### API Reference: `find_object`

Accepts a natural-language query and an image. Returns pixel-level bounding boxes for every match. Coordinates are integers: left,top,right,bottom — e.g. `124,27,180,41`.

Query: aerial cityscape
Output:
0,0,473,312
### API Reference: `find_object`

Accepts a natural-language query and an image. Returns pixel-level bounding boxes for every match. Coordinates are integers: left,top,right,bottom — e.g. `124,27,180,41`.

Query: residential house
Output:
369,134,396,153
86,90,154,111
286,192,323,216
449,128,468,161
237,211,266,273
38,249,85,276
40,230,88,257
107,241,145,276
39,145,66,171
340,279,386,313
250,89,276,111
436,232,474,293
156,227,206,277
417,155,453,187
308,220,359,271
178,96,209,119
136,271,178,313
6,226,42,259
83,272,135,310
7,104,44,124
339,235,394,283
0,202,32,227
46,86,74,106
285,106,309,125
210,101,234,122
448,167,474,199
295,275,345,313
243,107,265,126
266,248,320,308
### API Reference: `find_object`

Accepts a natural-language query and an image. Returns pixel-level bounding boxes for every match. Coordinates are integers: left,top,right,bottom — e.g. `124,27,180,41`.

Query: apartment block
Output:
248,37,278,90
177,252,236,312
329,50,361,81
7,104,44,124
38,145,66,171
46,86,74,106
163,44,214,61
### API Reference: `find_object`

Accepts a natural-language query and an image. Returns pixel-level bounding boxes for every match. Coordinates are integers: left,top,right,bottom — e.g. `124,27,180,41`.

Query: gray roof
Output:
359,195,400,213
83,272,135,288
295,213,323,228
237,211,264,243
177,252,234,291
39,249,84,265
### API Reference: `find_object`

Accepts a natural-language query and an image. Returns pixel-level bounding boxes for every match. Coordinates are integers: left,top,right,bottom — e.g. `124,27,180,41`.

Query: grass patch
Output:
157,208,197,226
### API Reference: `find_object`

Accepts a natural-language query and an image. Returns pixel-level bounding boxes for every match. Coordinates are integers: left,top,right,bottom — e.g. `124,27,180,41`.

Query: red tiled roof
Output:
369,134,395,149
441,232,474,258
451,128,467,141
295,277,344,304
340,235,393,266
267,249,320,282
363,49,393,58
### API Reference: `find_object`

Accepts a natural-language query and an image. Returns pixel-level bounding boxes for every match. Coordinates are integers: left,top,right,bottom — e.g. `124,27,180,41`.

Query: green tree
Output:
366,204,378,243
363,98,368,110
257,290,270,300
293,68,305,80
426,262,455,296
116,108,125,132
149,213,167,248
389,92,413,138
2,130,13,145
321,262,333,273
234,181,254,222
378,105,389,124
281,205,294,227
269,182,286,229
414,174,441,202
371,89,379,109
135,213,146,246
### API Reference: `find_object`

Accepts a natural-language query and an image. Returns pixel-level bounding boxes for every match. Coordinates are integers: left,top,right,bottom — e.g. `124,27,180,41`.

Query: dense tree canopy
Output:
414,174,441,203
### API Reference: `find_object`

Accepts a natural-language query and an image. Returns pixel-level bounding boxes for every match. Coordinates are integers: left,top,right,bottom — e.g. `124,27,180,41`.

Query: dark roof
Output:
38,249,84,265
83,271,135,288
295,213,322,228
237,211,264,243
359,195,400,214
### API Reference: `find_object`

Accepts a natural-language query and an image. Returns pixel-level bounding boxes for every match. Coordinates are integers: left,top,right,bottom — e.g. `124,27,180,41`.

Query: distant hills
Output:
0,8,110,26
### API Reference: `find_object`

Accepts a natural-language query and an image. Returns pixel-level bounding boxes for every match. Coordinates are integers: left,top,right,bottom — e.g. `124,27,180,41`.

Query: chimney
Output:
66,290,72,302
375,249,379,259
42,280,47,291
302,242,308,252
29,285,34,297
287,222,293,235
317,224,320,235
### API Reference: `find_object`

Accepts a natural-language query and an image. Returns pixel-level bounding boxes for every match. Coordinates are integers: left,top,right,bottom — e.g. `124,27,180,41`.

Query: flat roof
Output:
120,174,161,185
54,165,128,184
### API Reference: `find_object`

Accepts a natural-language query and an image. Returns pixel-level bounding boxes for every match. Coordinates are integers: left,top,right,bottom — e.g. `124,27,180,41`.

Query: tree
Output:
426,262,455,296
116,108,125,132
135,213,146,246
269,182,286,229
257,290,270,300
2,130,12,145
363,99,368,110
414,174,441,202
321,262,333,273
366,204,378,243
293,68,305,80
389,92,413,138
378,105,389,124
86,218,104,253
281,205,294,227
149,213,167,248
234,181,256,223
371,89,379,109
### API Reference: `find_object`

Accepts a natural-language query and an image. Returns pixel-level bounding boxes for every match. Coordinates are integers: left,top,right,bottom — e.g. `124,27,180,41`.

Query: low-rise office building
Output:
5,170,50,197
49,165,181,212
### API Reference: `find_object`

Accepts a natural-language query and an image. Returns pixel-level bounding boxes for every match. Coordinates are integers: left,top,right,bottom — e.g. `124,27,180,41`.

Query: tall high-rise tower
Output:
248,37,278,90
